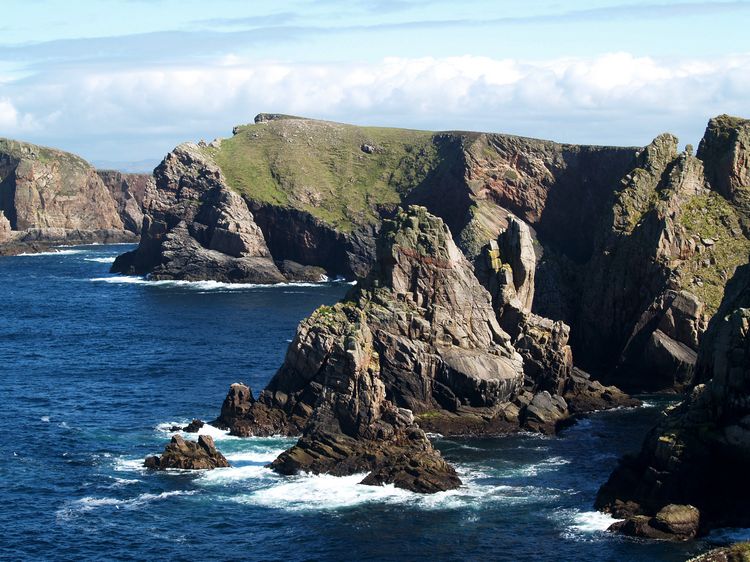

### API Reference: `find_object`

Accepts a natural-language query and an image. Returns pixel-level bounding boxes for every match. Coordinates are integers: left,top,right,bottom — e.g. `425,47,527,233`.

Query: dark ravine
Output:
205,206,634,493
0,138,144,255
596,262,750,537
111,113,750,394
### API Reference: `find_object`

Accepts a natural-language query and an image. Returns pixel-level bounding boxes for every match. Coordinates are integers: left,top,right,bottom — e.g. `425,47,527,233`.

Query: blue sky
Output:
1,0,748,169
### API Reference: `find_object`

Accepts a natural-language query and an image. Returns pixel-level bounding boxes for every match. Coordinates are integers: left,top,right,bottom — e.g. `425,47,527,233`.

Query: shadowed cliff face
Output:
596,262,750,533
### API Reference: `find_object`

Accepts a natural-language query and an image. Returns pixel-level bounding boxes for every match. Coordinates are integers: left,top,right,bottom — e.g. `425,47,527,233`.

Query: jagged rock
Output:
0,138,124,232
266,297,460,493
183,419,204,433
608,504,700,541
97,170,152,234
275,260,328,282
562,368,639,413
698,114,750,233
520,391,568,434
111,143,286,283
596,263,750,533
144,435,229,470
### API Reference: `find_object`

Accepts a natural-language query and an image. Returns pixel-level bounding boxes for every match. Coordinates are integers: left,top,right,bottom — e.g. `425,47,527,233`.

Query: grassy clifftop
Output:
204,116,446,232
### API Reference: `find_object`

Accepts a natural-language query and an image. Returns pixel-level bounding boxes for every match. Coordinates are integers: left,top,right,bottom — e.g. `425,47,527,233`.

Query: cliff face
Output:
113,113,750,391
97,170,152,234
0,138,142,253
595,262,750,532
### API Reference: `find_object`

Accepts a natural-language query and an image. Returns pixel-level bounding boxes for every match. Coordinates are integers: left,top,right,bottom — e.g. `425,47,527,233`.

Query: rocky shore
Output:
596,263,750,537
110,113,750,396
200,206,635,493
0,138,146,255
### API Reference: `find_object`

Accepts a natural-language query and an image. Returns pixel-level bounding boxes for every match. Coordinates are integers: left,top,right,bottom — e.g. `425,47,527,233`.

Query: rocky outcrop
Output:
0,138,141,254
571,130,749,390
596,262,750,533
111,143,287,283
698,115,750,233
608,504,700,541
144,434,229,470
97,170,152,234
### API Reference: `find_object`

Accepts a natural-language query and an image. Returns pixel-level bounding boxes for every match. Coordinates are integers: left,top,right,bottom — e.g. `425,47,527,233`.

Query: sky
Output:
0,0,748,170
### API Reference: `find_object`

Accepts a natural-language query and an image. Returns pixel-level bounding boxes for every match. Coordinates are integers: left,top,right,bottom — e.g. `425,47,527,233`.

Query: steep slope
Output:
0,138,140,254
97,169,152,234
112,113,750,392
595,262,750,533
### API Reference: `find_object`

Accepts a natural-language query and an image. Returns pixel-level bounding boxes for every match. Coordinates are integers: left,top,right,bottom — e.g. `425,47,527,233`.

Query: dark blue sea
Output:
1,244,746,561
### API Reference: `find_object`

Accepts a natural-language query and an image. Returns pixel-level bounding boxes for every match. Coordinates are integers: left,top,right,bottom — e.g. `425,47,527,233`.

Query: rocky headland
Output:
0,138,146,255
595,262,750,537
111,113,750,395
197,206,635,493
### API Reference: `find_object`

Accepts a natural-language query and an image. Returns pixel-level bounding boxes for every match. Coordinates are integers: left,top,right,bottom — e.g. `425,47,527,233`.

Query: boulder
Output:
608,504,700,541
144,435,229,470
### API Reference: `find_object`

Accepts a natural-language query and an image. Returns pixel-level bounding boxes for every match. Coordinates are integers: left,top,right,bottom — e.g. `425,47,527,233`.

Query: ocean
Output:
1,244,745,561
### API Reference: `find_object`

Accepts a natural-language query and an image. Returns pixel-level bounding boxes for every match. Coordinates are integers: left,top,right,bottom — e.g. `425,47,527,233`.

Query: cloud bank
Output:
1,52,748,165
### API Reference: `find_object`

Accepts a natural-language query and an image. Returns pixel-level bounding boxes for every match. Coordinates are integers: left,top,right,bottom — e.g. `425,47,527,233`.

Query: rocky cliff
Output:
97,169,152,234
112,113,750,392
595,262,750,534
0,138,142,254
207,207,633,492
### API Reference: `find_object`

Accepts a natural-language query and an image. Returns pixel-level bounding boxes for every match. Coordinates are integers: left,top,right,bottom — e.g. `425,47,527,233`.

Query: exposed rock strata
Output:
97,170,152,234
144,434,229,470
596,262,750,534
0,138,142,254
210,207,635,494
111,143,287,283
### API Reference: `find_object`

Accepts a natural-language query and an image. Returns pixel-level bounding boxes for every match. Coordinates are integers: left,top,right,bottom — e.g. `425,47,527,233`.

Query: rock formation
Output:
689,542,750,561
0,138,141,254
110,114,750,393
209,206,635,493
111,142,287,283
144,434,229,470
596,262,750,534
97,169,152,234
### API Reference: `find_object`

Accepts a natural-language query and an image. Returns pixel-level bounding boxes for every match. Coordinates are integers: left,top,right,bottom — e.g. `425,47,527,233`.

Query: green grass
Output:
205,118,441,232
680,192,750,312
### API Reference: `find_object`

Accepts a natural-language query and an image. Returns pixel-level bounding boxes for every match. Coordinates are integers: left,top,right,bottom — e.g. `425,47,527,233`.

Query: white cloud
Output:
1,52,749,160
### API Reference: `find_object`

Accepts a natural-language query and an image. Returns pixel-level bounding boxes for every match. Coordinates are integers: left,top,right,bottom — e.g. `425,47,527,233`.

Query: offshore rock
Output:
608,504,700,541
596,263,750,533
144,435,229,470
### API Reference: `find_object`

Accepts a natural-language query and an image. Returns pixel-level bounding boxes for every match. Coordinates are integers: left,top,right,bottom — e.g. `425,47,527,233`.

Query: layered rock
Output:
596,263,750,533
573,131,749,390
111,143,287,283
97,170,152,234
0,138,140,254
474,216,638,416
144,434,229,470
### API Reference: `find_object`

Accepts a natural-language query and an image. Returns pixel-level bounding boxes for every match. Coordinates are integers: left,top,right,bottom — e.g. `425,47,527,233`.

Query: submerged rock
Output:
144,434,229,470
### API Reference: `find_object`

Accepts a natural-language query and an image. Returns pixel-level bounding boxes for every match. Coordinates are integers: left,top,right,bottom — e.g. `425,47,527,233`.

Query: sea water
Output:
0,245,738,561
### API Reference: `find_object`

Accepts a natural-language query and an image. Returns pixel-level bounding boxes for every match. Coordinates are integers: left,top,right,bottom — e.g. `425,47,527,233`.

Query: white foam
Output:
154,421,239,441
40,416,50,422
17,249,84,256
90,276,337,290
57,490,196,519
569,510,621,533
113,457,147,472
234,463,556,513
513,456,571,477
84,257,116,263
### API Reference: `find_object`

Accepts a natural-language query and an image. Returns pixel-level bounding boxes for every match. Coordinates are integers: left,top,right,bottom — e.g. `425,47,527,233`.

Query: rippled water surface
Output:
0,245,742,561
